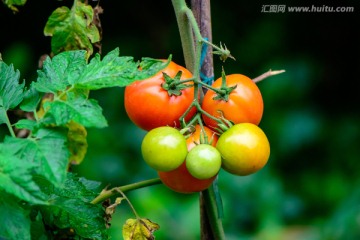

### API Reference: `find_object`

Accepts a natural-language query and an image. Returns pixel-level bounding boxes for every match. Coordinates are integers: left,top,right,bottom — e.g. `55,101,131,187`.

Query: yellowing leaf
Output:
67,121,88,165
44,1,100,56
105,197,124,216
122,218,160,240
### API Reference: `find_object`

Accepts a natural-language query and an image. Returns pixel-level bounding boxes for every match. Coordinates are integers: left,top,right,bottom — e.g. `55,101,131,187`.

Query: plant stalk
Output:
201,185,226,240
172,1,226,238
171,0,196,73
91,178,162,205
2,111,16,137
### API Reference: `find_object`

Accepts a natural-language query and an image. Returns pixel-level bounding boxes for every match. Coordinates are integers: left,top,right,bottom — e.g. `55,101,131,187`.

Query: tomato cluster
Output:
125,61,270,193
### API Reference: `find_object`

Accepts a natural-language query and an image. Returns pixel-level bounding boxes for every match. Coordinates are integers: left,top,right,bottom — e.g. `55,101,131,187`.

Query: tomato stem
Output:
197,118,209,144
3,111,16,137
90,178,162,205
171,0,196,72
197,80,226,95
182,112,200,128
180,100,223,130
201,185,226,240
195,103,223,125
201,39,235,62
114,188,140,219
175,77,227,96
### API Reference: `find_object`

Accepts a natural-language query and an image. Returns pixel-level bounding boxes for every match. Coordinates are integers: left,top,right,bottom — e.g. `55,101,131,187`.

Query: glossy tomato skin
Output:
158,125,218,193
216,123,270,176
124,61,196,131
141,126,188,172
202,74,263,130
186,144,221,180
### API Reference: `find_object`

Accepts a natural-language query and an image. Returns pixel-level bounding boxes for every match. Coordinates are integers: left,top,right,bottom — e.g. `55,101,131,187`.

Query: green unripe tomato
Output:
186,144,222,180
141,126,187,171
216,123,270,176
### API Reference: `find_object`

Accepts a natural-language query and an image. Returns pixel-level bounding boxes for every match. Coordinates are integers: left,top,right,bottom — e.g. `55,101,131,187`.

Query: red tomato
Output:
158,125,218,193
124,61,196,131
201,74,263,130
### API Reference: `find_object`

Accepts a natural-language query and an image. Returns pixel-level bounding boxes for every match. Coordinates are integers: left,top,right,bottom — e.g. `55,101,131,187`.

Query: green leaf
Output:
0,145,47,204
44,2,100,55
138,56,172,79
38,173,107,239
15,119,37,131
20,82,43,112
4,128,70,187
75,48,138,89
30,210,49,240
38,173,102,203
122,218,160,240
0,192,31,240
34,48,171,93
0,61,25,124
34,50,87,94
43,91,107,128
0,106,8,126
76,50,172,89
42,198,108,239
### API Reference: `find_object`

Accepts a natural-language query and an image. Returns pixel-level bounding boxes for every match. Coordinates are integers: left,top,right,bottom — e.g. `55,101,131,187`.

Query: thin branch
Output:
91,178,162,205
115,188,140,219
252,69,286,83
2,110,16,137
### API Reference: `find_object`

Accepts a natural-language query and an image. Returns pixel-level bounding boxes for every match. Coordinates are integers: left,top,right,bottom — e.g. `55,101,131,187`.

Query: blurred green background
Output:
1,0,359,239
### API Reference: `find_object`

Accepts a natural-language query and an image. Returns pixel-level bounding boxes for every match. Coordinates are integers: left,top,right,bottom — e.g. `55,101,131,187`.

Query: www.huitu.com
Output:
261,5,355,13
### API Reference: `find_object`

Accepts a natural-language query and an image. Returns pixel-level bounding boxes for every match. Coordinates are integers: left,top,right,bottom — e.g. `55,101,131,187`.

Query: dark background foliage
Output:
1,0,359,239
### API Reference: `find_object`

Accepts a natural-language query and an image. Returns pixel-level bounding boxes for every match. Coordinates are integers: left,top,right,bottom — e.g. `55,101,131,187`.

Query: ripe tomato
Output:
141,126,187,172
201,74,263,130
216,123,270,176
158,125,218,193
124,61,196,131
186,144,221,179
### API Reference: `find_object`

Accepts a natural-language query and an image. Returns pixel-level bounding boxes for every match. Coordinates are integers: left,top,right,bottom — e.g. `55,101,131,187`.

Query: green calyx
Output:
212,85,237,101
212,69,236,102
214,110,234,134
212,42,236,62
161,71,193,96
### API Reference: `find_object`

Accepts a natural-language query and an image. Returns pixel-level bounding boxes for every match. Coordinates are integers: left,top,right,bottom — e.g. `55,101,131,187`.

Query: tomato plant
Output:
216,123,270,176
158,125,218,193
0,0,284,239
141,126,188,171
202,74,264,130
124,61,196,131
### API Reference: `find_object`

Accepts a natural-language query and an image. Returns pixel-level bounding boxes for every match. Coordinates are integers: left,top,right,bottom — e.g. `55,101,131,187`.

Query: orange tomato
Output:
202,74,263,130
216,123,270,176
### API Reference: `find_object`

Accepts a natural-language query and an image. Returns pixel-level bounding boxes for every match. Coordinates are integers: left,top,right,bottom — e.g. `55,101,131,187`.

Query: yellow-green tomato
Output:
216,123,270,176
141,126,187,171
185,144,222,180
